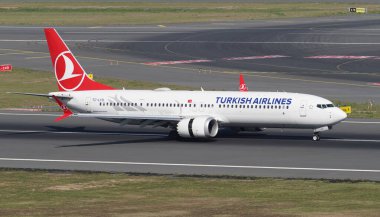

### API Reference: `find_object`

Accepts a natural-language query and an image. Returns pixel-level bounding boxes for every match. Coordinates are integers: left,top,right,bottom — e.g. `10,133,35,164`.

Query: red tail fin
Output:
239,73,248,92
44,28,114,91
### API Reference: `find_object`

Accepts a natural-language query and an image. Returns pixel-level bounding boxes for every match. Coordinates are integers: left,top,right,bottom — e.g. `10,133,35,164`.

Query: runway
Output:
2,16,380,101
1,16,380,180
0,111,379,181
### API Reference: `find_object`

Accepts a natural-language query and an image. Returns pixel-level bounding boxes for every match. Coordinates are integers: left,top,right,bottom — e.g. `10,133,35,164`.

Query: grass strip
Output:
0,169,379,217
0,2,380,25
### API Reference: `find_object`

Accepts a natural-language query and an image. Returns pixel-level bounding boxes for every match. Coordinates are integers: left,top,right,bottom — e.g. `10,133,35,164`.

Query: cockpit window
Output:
317,103,335,109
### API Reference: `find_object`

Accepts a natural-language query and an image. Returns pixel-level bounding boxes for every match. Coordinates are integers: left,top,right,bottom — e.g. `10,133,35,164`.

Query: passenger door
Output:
85,97,91,112
299,100,307,117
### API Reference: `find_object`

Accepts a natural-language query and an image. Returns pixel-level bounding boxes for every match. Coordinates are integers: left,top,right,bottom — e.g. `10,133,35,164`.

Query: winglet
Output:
239,73,248,92
52,95,73,122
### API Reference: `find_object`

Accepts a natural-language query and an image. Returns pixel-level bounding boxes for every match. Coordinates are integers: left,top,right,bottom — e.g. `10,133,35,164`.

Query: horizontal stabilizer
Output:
7,92,72,99
52,95,73,122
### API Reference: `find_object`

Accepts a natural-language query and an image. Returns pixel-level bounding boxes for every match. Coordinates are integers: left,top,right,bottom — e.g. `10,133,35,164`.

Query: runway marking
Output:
222,55,289,61
145,55,290,65
305,55,377,59
0,157,379,173
369,82,380,86
325,139,380,143
0,52,33,56
0,129,165,136
25,56,50,60
144,59,213,66
342,120,380,124
1,47,379,90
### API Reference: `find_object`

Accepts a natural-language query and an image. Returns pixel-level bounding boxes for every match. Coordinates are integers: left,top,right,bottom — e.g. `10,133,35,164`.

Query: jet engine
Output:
177,116,219,138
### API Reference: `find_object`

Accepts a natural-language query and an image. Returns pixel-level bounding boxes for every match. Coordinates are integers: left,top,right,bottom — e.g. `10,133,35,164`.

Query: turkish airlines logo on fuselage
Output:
54,51,85,91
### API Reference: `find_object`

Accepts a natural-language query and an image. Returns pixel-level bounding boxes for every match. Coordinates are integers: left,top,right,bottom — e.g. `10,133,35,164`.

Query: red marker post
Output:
0,64,12,72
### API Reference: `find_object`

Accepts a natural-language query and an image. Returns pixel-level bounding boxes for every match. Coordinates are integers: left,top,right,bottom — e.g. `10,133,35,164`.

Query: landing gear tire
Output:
312,134,320,141
168,130,179,139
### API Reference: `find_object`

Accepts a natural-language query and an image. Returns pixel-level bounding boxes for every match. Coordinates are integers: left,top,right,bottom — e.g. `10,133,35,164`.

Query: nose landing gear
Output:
312,126,332,141
312,133,320,141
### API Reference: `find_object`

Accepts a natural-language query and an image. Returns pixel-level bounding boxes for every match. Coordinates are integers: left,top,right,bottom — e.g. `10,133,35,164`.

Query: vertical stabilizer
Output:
44,28,114,91
239,73,248,92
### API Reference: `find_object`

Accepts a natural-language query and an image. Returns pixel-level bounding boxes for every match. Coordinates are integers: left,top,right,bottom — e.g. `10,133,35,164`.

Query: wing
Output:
75,113,182,128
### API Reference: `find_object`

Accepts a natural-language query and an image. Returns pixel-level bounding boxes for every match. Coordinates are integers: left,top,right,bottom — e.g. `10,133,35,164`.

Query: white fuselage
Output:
51,89,347,129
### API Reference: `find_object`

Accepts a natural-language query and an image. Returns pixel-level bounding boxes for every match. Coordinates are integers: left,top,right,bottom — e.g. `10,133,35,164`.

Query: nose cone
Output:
336,108,347,122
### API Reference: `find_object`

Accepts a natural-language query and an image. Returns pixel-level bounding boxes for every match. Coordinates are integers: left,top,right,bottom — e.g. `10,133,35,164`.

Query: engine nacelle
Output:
177,116,219,138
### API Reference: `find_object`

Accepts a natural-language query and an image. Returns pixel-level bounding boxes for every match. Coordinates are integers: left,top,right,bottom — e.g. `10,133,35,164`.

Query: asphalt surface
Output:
1,16,380,180
0,111,379,181
2,16,380,102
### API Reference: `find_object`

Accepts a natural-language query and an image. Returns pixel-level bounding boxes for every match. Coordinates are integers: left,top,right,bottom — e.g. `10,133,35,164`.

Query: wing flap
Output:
74,113,181,122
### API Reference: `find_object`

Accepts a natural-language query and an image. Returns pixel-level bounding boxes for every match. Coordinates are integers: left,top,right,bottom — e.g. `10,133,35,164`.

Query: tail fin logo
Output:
239,83,248,92
55,51,85,91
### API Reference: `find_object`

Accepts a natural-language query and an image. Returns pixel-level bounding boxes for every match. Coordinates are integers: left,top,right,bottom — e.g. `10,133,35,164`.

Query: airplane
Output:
11,28,347,141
